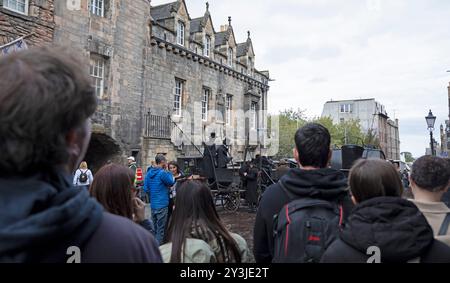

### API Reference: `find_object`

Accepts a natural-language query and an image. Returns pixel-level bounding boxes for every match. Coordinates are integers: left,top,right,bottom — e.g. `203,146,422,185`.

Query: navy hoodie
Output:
0,169,162,263
253,167,353,263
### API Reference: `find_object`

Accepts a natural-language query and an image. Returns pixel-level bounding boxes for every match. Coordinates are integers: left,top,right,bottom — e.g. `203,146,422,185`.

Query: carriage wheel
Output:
223,191,240,212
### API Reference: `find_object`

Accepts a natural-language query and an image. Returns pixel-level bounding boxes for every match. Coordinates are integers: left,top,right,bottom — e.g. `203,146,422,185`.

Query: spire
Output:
206,2,209,12
247,31,251,39
228,16,232,26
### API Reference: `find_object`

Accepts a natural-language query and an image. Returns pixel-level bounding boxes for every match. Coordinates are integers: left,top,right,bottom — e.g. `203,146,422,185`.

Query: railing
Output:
144,112,171,139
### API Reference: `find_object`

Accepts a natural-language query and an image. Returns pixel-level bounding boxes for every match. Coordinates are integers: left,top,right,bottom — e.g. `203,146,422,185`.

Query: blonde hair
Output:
79,161,88,170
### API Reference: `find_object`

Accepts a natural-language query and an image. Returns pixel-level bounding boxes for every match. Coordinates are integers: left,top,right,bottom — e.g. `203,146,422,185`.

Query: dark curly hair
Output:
0,47,97,176
411,156,450,192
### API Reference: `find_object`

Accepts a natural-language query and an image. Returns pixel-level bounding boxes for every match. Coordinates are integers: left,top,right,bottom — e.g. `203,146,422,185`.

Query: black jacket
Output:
321,197,450,263
0,169,162,263
253,167,353,263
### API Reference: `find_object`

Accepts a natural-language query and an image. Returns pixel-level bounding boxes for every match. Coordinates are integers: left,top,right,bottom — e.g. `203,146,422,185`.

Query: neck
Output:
411,185,445,202
299,165,321,171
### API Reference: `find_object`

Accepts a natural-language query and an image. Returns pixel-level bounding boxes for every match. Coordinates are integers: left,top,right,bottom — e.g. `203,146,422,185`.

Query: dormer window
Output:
204,35,211,57
227,48,233,68
177,21,185,46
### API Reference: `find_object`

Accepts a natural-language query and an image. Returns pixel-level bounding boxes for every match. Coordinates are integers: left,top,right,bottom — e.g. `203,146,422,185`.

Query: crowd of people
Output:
1,48,449,263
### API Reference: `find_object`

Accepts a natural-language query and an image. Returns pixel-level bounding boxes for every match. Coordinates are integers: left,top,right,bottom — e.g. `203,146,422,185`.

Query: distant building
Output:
442,82,450,156
321,98,400,160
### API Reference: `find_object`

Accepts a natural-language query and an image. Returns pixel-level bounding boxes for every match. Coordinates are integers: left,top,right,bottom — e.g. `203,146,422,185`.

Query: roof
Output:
190,17,203,34
215,31,228,46
236,43,247,57
151,2,178,21
325,98,376,104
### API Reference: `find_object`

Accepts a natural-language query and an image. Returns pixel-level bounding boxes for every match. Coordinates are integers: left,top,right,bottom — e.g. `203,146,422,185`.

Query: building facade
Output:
0,0,270,171
321,98,400,160
441,83,450,157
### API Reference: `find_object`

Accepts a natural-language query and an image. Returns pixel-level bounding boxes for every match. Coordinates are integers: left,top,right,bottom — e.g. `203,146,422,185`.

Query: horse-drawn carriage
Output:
176,154,244,212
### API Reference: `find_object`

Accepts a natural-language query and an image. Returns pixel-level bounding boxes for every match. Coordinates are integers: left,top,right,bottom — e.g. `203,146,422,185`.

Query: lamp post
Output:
425,110,436,156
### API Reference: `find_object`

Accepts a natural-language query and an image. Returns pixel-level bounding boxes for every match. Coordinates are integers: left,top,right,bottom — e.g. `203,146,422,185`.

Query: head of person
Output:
168,161,181,176
410,156,450,196
349,159,403,204
392,161,400,171
155,154,167,169
166,180,241,263
0,47,96,178
127,156,135,165
294,123,331,169
79,161,88,170
90,164,135,219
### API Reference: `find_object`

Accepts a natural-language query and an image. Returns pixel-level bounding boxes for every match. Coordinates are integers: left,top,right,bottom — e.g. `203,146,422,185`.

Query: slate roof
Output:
215,31,228,47
236,42,247,57
151,2,178,21
190,17,203,34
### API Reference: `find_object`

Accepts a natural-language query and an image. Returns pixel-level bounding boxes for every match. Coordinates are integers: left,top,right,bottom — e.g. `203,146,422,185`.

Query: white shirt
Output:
73,169,94,186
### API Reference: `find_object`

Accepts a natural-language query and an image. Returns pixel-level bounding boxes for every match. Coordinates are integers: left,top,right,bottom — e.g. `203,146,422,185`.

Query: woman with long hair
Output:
321,159,450,263
160,180,252,263
90,163,154,234
167,161,184,223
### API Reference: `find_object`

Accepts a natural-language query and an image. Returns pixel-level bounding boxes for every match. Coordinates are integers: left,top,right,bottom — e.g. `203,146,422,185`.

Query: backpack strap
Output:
438,213,450,236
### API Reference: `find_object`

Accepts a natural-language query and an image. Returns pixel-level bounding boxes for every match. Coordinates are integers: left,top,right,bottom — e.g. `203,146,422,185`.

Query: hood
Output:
279,168,349,200
148,167,163,179
340,197,434,262
0,168,103,262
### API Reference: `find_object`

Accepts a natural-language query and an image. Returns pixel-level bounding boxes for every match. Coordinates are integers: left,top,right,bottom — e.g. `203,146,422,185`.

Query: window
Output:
89,0,105,17
202,88,210,121
340,103,353,113
204,35,211,57
250,102,257,130
174,79,184,116
228,48,233,68
177,21,185,46
226,95,232,125
3,0,28,15
90,55,105,98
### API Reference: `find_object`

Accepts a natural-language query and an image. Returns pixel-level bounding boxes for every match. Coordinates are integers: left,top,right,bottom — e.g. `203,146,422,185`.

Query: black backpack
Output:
272,184,344,263
78,170,88,183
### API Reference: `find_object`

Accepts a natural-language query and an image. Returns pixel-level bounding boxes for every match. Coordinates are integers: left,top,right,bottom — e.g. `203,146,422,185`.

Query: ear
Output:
66,129,82,157
293,147,300,166
351,195,358,205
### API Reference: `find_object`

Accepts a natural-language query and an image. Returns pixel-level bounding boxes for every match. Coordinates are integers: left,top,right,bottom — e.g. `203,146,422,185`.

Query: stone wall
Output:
0,0,54,46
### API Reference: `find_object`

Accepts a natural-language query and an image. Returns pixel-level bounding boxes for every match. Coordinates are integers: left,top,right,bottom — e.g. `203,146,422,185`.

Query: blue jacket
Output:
144,167,175,210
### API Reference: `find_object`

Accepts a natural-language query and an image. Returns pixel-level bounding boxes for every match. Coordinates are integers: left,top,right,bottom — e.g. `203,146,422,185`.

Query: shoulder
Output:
82,212,162,263
422,239,450,262
321,238,366,263
259,183,286,214
230,233,254,263
160,239,215,263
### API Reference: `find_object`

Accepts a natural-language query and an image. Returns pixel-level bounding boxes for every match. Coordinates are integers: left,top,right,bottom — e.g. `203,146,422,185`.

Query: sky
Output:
151,0,450,158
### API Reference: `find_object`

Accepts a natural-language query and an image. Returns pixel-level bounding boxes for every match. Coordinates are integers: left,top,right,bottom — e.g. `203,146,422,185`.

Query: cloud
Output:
151,0,450,156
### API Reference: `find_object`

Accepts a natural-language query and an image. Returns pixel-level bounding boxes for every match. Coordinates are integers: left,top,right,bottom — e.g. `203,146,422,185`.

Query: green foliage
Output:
401,152,415,163
271,110,368,159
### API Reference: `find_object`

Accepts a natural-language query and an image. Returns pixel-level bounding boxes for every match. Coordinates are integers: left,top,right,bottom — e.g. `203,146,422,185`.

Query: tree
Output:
401,152,415,163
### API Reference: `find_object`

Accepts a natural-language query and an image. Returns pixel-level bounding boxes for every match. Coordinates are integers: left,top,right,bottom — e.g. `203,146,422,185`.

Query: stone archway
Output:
84,133,122,174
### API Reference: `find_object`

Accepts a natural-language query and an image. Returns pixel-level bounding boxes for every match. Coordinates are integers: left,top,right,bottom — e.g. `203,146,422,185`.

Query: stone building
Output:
0,0,55,47
321,98,401,160
0,0,270,171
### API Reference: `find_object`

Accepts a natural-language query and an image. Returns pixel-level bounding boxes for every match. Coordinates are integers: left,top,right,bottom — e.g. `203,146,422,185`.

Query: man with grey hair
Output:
144,154,175,244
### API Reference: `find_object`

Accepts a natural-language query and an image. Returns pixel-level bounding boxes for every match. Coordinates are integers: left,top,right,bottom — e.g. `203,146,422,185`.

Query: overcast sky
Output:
152,0,450,158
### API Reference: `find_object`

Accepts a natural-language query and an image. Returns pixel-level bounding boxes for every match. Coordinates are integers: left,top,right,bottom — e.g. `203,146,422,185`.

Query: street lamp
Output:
425,110,436,156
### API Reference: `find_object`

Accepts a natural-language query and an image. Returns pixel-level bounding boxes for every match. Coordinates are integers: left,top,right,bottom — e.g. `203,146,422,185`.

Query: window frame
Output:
202,88,210,121
204,35,211,57
3,0,29,15
90,55,106,99
174,79,184,117
177,21,185,46
226,95,233,125
340,103,353,113
228,47,233,68
89,0,105,17
250,102,257,130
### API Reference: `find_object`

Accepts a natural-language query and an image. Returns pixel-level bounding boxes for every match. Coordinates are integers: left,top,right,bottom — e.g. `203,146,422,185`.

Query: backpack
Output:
78,169,88,183
272,184,344,263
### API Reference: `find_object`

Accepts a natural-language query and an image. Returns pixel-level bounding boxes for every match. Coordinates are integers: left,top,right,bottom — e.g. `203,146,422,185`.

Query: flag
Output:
0,38,28,56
